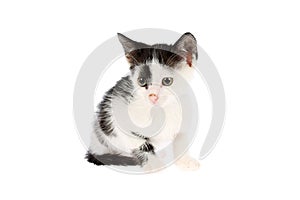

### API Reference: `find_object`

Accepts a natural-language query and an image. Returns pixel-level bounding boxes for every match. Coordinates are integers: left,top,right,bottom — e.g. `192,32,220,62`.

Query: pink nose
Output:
149,93,159,104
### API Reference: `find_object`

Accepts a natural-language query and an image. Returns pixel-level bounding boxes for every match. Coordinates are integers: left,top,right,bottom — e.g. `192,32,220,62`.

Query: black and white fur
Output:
86,32,200,170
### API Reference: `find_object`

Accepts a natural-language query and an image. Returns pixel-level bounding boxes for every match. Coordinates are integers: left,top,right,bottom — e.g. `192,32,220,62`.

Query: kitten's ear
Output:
117,33,149,67
117,33,138,54
173,32,198,67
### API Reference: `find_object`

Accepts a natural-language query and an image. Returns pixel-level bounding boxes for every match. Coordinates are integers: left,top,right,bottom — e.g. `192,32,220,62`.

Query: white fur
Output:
89,59,199,170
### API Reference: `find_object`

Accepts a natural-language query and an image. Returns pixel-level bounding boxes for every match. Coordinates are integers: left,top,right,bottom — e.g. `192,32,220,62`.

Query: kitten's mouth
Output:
149,93,159,104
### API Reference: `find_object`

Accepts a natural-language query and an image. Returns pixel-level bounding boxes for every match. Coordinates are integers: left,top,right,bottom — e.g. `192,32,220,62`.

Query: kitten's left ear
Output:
173,32,198,67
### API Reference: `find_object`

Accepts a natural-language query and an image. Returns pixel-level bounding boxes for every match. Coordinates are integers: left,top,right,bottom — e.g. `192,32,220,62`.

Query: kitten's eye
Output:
137,77,147,87
162,77,173,86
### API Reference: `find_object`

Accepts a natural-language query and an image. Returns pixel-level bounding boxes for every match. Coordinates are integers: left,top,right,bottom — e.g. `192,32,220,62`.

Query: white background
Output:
0,0,299,199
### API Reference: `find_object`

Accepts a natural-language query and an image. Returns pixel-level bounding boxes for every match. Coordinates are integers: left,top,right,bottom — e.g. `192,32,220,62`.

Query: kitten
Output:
86,32,200,170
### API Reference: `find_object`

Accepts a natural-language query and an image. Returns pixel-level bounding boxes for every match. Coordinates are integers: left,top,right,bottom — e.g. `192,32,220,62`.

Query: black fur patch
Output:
85,152,105,165
139,142,155,154
128,46,184,68
131,131,149,140
85,152,140,166
139,65,152,89
96,76,134,136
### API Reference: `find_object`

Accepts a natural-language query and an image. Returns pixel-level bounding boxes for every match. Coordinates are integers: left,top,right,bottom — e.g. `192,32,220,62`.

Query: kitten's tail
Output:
85,152,140,166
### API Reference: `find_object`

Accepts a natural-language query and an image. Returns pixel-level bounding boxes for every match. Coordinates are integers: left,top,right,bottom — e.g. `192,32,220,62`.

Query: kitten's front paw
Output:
176,156,200,171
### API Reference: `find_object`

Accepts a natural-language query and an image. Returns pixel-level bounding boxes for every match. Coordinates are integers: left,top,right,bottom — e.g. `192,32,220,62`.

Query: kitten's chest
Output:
127,98,182,141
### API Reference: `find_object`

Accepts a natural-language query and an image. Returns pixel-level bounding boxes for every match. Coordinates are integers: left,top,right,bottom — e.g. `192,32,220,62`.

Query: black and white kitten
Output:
86,32,200,170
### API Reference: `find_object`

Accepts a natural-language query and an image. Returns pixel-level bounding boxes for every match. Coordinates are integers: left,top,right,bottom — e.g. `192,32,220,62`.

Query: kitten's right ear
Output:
117,33,149,67
117,33,138,54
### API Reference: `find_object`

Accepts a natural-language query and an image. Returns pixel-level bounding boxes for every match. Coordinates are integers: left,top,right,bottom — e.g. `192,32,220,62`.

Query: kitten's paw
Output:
176,156,200,171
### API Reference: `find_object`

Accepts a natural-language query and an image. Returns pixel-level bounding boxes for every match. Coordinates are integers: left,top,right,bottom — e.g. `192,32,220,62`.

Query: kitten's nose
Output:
149,93,159,104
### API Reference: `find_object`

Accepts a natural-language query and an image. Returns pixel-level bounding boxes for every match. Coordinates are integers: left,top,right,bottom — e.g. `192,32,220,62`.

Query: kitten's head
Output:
118,32,197,106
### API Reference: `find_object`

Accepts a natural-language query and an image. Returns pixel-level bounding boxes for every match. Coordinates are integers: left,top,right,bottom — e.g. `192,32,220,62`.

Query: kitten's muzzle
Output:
149,93,159,104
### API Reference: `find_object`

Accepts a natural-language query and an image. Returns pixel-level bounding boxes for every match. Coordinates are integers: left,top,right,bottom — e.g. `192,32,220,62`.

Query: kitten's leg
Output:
141,138,179,172
173,133,200,170
132,141,155,167
175,153,200,170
